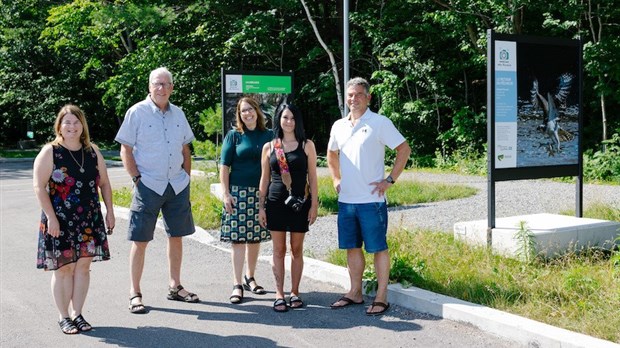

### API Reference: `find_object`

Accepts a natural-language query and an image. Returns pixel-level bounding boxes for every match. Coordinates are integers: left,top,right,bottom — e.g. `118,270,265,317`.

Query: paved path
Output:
0,160,518,347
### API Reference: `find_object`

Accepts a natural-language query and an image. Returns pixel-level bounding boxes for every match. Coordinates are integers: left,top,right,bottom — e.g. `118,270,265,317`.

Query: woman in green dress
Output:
219,97,273,303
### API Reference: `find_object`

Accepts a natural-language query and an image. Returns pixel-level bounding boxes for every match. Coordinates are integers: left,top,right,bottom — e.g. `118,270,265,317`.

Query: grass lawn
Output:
0,149,40,158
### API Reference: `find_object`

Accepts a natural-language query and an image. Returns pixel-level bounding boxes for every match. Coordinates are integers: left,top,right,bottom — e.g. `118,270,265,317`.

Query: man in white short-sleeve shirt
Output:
327,77,411,316
115,67,199,314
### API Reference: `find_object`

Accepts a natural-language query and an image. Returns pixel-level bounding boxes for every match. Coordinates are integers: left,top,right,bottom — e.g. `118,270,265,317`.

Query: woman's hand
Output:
47,215,61,238
258,208,267,228
105,211,116,235
223,193,235,214
308,203,318,225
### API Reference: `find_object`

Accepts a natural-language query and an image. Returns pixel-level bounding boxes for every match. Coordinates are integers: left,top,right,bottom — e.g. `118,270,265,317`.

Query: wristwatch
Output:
132,175,142,183
385,175,395,184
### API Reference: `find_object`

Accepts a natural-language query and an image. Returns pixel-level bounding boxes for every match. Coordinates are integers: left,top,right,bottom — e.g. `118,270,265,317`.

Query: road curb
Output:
388,285,618,348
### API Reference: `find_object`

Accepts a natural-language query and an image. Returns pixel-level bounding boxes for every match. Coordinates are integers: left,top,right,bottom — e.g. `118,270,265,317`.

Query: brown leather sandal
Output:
167,285,199,303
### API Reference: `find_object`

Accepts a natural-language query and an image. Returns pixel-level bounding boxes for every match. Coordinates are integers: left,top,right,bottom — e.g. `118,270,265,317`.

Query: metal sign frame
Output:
487,30,583,233
221,69,294,134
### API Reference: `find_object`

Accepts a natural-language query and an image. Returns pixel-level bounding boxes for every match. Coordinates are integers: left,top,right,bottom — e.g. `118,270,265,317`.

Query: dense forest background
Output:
2,0,619,165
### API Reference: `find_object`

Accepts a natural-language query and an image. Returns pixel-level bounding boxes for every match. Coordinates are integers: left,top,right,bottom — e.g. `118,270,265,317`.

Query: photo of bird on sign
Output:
530,73,575,155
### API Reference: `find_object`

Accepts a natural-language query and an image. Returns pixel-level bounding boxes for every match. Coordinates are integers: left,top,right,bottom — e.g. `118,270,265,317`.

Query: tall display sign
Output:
221,70,294,134
487,31,583,230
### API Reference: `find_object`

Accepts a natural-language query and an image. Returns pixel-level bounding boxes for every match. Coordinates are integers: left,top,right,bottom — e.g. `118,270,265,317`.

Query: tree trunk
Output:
299,0,344,114
600,91,608,143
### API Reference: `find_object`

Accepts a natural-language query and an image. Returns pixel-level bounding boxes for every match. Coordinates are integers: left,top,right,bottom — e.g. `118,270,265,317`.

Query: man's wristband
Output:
132,175,142,183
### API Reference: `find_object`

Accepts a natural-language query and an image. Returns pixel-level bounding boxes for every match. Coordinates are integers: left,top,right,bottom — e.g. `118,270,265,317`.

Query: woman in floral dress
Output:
33,104,115,334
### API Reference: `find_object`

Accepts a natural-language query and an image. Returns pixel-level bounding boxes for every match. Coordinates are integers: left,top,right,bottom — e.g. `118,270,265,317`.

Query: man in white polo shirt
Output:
115,67,198,314
327,77,411,316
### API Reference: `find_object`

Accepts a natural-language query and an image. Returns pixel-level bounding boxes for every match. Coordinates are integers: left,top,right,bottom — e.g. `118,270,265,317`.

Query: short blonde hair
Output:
51,104,92,151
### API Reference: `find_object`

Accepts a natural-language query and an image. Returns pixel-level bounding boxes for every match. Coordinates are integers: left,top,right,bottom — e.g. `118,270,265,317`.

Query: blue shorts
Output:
337,201,388,253
128,181,195,242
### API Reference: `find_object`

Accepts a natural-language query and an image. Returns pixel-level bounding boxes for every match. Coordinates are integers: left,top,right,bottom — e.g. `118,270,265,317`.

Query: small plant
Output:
514,221,537,263
611,236,620,279
195,104,223,174
362,252,426,294
390,252,426,288
362,267,378,294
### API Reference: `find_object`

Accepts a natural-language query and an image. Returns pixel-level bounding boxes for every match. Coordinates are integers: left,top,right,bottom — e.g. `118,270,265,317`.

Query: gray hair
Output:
149,67,174,85
346,77,370,94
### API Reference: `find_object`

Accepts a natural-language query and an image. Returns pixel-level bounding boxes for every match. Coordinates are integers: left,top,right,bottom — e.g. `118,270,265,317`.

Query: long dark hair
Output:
273,104,306,142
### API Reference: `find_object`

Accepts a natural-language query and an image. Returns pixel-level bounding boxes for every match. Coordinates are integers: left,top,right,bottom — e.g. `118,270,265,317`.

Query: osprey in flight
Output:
530,73,575,153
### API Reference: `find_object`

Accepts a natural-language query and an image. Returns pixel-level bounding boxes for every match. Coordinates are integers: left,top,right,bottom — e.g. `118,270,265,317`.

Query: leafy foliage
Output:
1,0,619,178
583,132,620,182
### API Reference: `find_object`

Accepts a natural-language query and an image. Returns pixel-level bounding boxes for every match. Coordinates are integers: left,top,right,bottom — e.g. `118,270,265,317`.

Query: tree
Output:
299,0,343,115
2,0,617,169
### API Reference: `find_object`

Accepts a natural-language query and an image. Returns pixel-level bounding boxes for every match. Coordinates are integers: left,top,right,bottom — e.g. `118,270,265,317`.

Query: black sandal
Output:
58,317,78,335
167,285,200,303
72,314,92,332
229,284,244,304
366,301,390,316
289,295,304,309
273,298,288,312
129,293,147,314
243,275,266,295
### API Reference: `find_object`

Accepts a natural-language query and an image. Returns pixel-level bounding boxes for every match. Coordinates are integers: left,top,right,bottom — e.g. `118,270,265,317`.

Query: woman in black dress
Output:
33,104,115,334
258,104,318,312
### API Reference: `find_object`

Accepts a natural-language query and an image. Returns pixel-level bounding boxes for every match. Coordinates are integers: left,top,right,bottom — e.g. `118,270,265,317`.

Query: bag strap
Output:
274,139,309,199
274,139,293,192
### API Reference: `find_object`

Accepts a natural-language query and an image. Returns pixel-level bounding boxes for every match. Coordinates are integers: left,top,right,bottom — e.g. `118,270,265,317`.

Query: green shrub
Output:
193,140,220,160
433,146,487,176
583,132,620,182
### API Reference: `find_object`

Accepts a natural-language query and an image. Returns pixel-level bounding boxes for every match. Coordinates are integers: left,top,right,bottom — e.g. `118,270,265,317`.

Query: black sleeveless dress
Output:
265,141,311,232
36,145,110,270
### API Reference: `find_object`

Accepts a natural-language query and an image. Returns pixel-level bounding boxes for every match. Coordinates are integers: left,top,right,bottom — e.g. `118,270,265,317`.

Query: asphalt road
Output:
0,159,518,347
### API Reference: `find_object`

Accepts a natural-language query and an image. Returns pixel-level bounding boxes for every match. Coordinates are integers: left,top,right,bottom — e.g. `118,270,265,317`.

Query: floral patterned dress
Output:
37,145,110,271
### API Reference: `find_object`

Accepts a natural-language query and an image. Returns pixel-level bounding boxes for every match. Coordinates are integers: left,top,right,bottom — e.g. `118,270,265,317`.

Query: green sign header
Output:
242,75,292,93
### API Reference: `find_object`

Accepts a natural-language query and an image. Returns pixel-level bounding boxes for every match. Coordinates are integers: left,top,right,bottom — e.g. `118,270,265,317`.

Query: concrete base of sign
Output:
454,213,620,258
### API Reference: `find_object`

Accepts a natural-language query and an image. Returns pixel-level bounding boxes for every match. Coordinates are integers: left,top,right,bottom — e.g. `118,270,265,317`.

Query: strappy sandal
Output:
229,284,244,304
243,275,266,295
167,285,200,303
58,317,79,335
129,293,147,314
72,314,92,332
273,298,288,312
